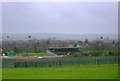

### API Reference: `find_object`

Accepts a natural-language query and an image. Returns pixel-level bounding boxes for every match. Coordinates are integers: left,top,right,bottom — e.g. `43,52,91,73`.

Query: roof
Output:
48,47,80,49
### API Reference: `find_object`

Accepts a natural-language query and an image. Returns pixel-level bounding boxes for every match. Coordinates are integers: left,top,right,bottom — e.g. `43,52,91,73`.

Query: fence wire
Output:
2,56,119,68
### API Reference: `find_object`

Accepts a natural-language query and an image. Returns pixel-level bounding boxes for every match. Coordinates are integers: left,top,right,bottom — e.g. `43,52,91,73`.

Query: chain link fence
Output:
2,56,119,68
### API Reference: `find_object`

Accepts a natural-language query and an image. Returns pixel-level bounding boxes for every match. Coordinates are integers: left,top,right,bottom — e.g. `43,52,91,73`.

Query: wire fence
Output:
2,56,119,68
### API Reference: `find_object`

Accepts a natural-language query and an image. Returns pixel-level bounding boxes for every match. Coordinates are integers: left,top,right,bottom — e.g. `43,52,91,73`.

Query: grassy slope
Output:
2,64,118,79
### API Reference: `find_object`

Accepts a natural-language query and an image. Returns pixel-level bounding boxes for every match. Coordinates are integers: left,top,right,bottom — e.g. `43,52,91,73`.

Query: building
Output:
47,47,81,55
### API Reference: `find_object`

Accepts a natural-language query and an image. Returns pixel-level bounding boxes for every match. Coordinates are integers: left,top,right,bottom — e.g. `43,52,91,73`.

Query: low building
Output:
1,49,16,56
47,47,81,55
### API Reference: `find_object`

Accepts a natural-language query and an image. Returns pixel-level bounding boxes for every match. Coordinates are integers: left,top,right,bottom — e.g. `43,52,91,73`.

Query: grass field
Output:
18,52,49,56
2,63,118,79
0,69,1,80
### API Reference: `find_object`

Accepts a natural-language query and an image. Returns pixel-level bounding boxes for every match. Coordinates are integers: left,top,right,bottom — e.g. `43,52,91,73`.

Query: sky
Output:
2,2,118,34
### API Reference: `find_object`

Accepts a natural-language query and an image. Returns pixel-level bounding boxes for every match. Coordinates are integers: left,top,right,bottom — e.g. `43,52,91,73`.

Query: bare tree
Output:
84,38,89,44
6,36,10,39
28,35,31,40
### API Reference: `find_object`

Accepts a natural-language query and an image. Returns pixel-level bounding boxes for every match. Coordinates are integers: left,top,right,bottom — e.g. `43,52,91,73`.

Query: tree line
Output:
1,35,120,56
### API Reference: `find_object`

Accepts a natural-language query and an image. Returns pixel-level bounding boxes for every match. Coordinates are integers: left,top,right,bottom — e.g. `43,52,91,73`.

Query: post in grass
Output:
97,59,100,67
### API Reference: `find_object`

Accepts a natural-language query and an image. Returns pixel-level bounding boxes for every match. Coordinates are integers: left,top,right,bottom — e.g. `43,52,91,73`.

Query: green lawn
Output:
2,64,118,79
0,69,1,80
18,52,49,56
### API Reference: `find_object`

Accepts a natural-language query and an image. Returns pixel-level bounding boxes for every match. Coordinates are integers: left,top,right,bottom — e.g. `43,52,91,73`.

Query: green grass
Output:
2,64,118,79
18,52,49,56
0,69,1,80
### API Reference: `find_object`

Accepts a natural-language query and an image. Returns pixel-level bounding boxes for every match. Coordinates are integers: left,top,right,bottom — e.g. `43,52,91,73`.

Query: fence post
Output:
97,59,100,67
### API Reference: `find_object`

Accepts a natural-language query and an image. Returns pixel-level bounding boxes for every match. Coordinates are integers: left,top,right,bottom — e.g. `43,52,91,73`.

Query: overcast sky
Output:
2,2,118,34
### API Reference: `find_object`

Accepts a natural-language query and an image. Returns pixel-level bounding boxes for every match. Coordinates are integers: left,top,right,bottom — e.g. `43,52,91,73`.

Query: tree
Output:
28,35,31,40
74,43,77,47
46,40,50,47
100,37,103,39
6,36,10,47
14,47,17,53
6,36,10,39
78,41,82,44
53,37,56,40
112,40,115,45
84,39,89,44
100,36,103,44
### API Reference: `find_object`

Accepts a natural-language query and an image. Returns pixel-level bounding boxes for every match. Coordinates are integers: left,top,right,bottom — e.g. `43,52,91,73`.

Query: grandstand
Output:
47,47,81,55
